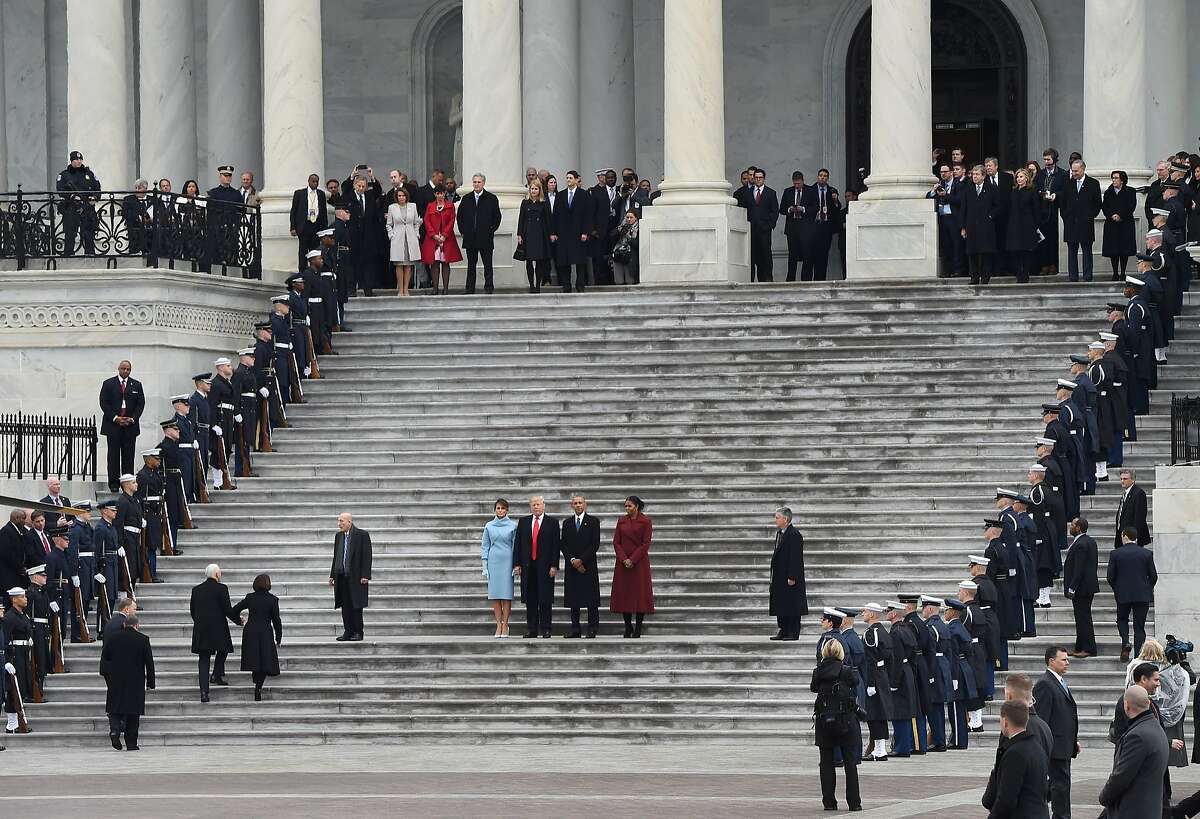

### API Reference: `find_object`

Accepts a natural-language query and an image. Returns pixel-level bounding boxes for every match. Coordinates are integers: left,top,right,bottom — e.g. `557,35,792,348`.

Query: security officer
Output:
115,475,143,595
206,164,243,270
135,449,167,580
270,296,294,404
67,502,97,634
158,420,187,551
94,500,120,611
170,394,199,504
231,347,259,476
860,602,894,761
188,373,215,492
209,357,237,486
55,150,101,256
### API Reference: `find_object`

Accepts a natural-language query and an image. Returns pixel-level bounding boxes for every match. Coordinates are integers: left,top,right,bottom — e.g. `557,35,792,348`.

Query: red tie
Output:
755,189,762,205
532,517,541,561
40,532,50,554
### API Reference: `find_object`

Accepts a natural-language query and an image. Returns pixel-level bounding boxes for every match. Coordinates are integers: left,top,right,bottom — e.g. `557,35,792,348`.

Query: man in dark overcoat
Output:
99,614,154,750
559,494,601,639
329,512,372,641
769,507,807,640
189,564,239,701
513,496,561,639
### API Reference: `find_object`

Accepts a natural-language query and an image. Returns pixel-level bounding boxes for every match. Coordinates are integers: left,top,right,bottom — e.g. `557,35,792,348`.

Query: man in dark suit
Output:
99,614,155,751
1033,646,1078,819
345,176,380,296
1034,148,1067,274
512,496,560,638
290,173,328,272
1114,469,1151,548
1062,518,1098,658
559,494,601,638
40,477,72,532
588,169,619,286
1108,526,1157,662
102,597,137,642
1098,686,1169,818
745,168,779,282
733,167,756,209
1058,159,1103,282
927,164,957,274
961,165,1000,285
554,171,593,293
778,171,815,282
807,169,842,281
98,360,145,492
23,511,53,569
0,510,29,601
981,701,1050,819
189,563,239,701
456,174,503,295
329,512,371,641
984,158,1014,276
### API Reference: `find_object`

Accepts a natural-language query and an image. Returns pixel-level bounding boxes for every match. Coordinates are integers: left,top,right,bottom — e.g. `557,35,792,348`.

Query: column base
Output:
845,198,938,279
257,190,297,283
638,203,748,284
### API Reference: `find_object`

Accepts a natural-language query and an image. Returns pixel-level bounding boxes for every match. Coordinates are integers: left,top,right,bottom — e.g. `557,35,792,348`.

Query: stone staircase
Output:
14,280,1197,747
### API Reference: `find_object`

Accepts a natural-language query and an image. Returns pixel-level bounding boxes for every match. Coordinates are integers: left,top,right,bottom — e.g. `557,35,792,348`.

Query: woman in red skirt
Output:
610,495,654,637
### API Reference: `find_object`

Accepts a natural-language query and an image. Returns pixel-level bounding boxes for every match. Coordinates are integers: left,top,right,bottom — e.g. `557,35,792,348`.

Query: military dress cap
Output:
1040,402,1061,413
1163,181,1183,190
967,555,990,566
1099,331,1119,341
214,356,231,367
1146,228,1164,239
1088,341,1106,350
25,564,47,576
983,518,1004,528
1029,463,1047,473
218,164,235,174
897,593,920,604
119,473,137,483
919,594,943,607
995,487,1021,499
74,500,94,511
1014,494,1032,505
69,150,83,161
1056,378,1077,390
237,347,256,357
1135,252,1154,262
1105,302,1126,312
944,598,966,611
142,448,161,458
316,228,335,237
1151,207,1171,216
96,499,118,510
885,601,905,611
47,524,69,538
5,586,26,597
270,294,290,304
958,580,978,590
1069,354,1090,364
254,320,273,330
170,394,190,404
863,602,886,613
158,420,178,430
305,249,323,259
594,168,616,176
822,607,848,619
1125,275,1145,287
192,372,212,383
1034,437,1056,448
839,607,861,618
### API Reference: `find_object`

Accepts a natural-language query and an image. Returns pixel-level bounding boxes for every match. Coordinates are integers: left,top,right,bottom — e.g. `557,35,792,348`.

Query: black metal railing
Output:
0,186,261,277
1171,394,1200,465
0,412,98,481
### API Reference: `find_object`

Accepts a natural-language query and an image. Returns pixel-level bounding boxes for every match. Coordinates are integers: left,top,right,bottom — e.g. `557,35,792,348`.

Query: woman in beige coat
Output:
386,187,422,296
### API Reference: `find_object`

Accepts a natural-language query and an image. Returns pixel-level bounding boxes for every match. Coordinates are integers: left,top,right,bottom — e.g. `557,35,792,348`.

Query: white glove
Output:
94,573,106,584
4,663,14,675
929,677,936,685
953,679,959,691
305,316,311,326
481,566,489,579
234,414,243,423
49,601,60,613
142,518,147,527
212,425,223,437
71,575,80,587
259,387,269,397
303,366,312,377
867,686,876,697
117,547,126,557
1009,568,1017,576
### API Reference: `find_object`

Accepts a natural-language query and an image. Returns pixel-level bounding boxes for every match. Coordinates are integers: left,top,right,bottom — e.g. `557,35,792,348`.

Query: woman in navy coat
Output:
1102,171,1137,281
232,574,282,700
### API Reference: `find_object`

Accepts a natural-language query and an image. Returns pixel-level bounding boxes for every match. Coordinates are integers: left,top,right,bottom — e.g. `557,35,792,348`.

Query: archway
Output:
844,0,1029,183
411,1,463,180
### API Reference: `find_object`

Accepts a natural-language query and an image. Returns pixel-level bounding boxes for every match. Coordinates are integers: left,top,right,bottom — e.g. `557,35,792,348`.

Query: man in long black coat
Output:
1114,469,1151,548
1033,647,1079,819
98,361,145,492
554,172,593,293
456,175,502,295
559,495,601,638
189,565,239,701
330,512,372,641
769,507,807,640
861,603,895,760
960,167,999,285
1058,160,1103,282
513,496,561,639
99,614,154,750
1063,518,1099,658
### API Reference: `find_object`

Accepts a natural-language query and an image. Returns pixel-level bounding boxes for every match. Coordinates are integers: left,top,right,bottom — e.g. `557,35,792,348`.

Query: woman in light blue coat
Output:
481,498,518,637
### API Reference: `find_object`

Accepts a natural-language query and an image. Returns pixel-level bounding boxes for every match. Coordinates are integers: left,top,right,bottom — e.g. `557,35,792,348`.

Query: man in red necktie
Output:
99,361,146,492
512,495,561,638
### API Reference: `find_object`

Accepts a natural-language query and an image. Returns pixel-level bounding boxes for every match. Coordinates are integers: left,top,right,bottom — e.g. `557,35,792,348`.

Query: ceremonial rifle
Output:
139,525,153,584
305,321,322,379
213,430,236,490
193,447,211,504
116,546,136,602
94,573,112,631
29,641,44,703
4,663,31,733
49,603,66,673
70,575,94,643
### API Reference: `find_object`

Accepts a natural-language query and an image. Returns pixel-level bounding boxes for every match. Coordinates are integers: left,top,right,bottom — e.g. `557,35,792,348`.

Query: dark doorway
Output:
845,0,1027,183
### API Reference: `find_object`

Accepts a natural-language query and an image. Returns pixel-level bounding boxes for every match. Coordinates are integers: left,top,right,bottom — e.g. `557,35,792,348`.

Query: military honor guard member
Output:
209,357,239,488
169,395,198,504
231,347,260,476
94,501,121,613
115,475,144,593
3,586,34,732
269,296,294,405
188,373,215,491
860,602,895,761
968,555,1006,673
135,449,167,580
884,601,921,757
921,595,953,752
158,418,189,548
942,597,978,749
959,580,994,732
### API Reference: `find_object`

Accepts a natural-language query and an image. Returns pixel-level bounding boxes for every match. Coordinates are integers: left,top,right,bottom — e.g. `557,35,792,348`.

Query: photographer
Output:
927,165,957,273
617,169,648,220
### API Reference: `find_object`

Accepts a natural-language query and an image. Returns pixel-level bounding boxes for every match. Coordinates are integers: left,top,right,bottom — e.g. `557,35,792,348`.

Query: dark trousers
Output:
198,651,227,693
803,225,833,281
105,426,138,489
143,514,161,578
296,223,319,270
63,207,97,255
784,234,804,281
570,606,599,635
775,615,801,638
525,259,549,291
590,247,613,286
1116,601,1149,653
1072,592,1096,654
1013,249,1034,283
866,719,889,741
108,713,140,745
465,247,494,293
950,229,967,275
818,744,861,810
1048,756,1071,819
967,252,993,283
336,574,364,636
561,262,588,293
1066,241,1093,281
520,567,555,635
1108,255,1130,280
749,228,773,281
936,215,956,271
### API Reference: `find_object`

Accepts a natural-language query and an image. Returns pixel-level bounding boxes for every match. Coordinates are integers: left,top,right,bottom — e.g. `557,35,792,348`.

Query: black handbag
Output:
512,244,526,262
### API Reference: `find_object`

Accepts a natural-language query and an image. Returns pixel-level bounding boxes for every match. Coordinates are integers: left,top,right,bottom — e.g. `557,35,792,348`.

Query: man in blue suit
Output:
1108,526,1157,662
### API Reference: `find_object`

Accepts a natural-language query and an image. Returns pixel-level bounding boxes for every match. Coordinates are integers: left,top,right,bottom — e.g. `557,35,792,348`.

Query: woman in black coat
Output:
768,507,807,640
811,640,862,812
516,179,553,292
232,574,283,700
1005,168,1040,283
1102,170,1137,281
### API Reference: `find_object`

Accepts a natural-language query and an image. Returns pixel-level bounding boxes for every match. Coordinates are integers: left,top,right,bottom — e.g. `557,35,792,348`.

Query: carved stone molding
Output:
0,303,257,335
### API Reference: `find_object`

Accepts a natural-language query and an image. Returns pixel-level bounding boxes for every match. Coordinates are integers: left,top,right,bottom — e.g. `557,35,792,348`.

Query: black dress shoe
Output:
769,633,784,641
110,732,123,750
336,633,352,641
349,633,363,641
928,745,947,752
563,632,581,639
584,632,597,639
540,632,551,638
523,632,538,639
125,744,140,751
781,635,799,641
200,693,210,703
892,752,910,758
210,677,228,686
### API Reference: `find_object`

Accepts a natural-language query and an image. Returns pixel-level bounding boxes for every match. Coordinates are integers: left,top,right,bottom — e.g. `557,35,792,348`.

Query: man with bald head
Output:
40,478,72,531
99,360,145,492
329,512,371,641
1099,685,1168,817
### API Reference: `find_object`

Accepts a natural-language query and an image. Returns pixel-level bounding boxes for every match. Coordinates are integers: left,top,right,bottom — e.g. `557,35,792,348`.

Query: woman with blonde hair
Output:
811,638,862,811
385,186,421,296
1123,637,1166,688
515,178,552,293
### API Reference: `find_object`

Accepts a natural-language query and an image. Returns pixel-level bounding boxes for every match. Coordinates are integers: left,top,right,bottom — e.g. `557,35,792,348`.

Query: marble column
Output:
639,0,746,283
206,0,261,179
0,3,8,192
139,0,196,185
462,0,524,207
3,0,50,189
845,0,937,278
521,0,578,178
258,0,324,278
1084,0,1150,182
66,0,130,187
1147,0,1186,162
579,0,635,174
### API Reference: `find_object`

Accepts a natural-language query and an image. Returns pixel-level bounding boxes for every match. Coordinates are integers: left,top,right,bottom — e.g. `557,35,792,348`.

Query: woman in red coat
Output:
420,185,462,294
610,495,654,637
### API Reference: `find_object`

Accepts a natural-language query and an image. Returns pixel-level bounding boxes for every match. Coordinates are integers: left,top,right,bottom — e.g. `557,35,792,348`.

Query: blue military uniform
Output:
136,452,165,580
270,301,294,405
94,506,120,614
67,513,96,629
188,377,214,486
46,536,78,643
171,398,198,503
943,600,978,749
205,170,243,270
886,604,921,757
924,601,955,751
285,275,310,379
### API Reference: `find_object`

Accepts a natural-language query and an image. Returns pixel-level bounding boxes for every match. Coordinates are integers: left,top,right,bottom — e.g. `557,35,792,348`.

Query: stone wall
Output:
1152,464,1200,640
0,267,277,462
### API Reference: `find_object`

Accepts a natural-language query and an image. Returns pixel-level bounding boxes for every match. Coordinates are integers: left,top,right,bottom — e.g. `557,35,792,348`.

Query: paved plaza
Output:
5,740,1199,817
